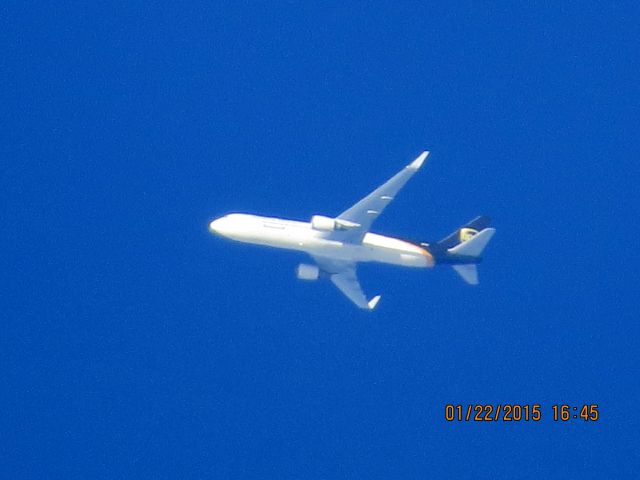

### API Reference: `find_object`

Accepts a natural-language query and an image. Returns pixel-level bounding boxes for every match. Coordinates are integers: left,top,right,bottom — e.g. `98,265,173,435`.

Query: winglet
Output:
368,295,382,310
408,151,429,170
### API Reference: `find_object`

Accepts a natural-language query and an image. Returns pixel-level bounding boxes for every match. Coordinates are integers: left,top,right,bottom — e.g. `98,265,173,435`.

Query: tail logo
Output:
459,228,478,243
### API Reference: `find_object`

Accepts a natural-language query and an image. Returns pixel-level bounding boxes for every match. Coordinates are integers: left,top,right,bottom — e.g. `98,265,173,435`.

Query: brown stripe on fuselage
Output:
418,246,435,267
395,237,435,267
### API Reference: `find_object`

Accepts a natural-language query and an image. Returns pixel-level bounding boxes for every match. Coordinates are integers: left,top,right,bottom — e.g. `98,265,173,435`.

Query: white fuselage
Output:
209,213,434,268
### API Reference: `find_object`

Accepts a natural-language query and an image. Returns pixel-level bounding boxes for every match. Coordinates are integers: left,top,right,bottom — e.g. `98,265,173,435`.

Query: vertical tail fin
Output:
448,228,496,257
437,215,492,249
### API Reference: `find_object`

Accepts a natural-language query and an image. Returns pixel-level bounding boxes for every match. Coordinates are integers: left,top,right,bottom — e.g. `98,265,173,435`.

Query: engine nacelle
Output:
296,263,320,281
310,215,336,232
311,215,362,231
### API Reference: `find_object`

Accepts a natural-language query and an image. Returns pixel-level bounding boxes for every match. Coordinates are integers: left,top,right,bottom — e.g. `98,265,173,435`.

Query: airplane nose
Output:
209,218,223,235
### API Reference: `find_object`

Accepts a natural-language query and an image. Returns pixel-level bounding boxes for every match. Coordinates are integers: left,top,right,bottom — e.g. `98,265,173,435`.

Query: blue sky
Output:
2,2,638,478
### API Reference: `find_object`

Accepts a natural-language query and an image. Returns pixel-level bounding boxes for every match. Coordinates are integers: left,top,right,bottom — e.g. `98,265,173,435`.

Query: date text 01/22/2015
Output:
444,404,599,422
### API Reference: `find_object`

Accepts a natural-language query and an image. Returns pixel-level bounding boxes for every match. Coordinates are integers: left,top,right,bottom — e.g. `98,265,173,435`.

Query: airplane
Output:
208,151,495,310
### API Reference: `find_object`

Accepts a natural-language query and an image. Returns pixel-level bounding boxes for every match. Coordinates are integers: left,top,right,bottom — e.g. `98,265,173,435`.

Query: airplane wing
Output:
333,151,429,243
312,256,381,310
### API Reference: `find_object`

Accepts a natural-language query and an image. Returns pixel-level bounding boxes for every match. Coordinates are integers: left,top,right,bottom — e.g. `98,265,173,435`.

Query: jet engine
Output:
310,215,336,232
310,215,361,232
296,263,320,281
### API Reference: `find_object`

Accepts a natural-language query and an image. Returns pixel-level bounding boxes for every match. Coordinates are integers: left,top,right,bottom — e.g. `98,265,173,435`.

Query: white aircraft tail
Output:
447,227,496,284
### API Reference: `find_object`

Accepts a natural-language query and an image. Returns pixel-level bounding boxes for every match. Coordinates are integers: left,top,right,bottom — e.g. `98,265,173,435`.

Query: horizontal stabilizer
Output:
452,264,478,285
448,228,496,257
